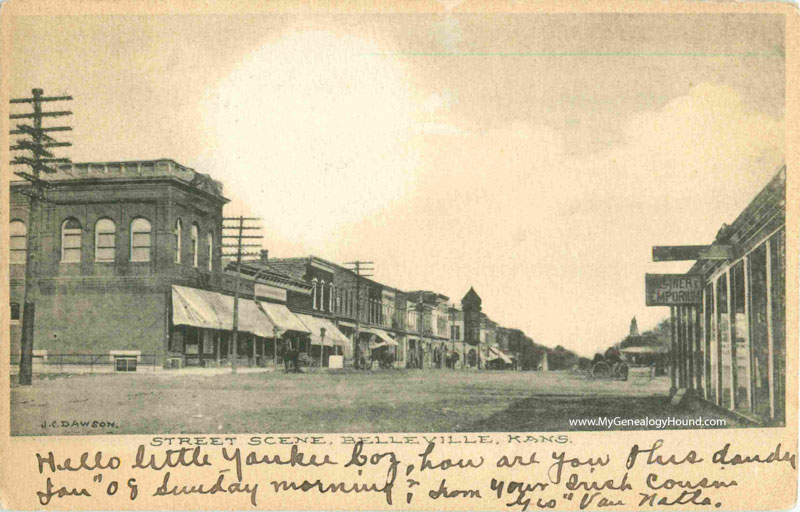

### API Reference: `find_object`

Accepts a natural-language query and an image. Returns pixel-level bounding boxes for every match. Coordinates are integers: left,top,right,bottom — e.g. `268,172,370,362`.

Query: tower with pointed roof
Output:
630,316,639,336
461,287,482,348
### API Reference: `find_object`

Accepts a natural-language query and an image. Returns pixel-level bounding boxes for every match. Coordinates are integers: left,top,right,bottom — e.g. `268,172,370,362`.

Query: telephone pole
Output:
9,88,72,386
221,215,262,374
344,261,373,369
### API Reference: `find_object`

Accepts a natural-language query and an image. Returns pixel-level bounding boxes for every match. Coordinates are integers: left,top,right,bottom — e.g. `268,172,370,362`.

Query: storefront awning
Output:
365,328,398,347
488,346,513,364
361,328,398,350
296,314,349,346
259,301,310,335
171,285,277,337
172,285,234,330
238,299,277,338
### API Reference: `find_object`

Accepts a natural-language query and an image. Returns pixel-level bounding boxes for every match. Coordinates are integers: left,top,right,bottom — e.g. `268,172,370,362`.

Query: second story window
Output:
10,302,21,323
190,224,199,268
311,279,318,310
94,218,116,262
61,218,82,263
130,218,152,262
206,232,213,271
9,219,26,264
174,219,182,264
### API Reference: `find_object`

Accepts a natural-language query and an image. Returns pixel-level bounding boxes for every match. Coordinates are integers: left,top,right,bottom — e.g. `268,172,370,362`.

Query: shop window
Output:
174,219,182,264
190,224,199,268
94,218,116,262
61,218,82,262
185,326,200,355
202,330,215,354
9,220,26,264
130,218,152,262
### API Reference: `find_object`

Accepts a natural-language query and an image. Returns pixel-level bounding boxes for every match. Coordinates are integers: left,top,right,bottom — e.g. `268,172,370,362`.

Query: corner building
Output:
9,159,227,366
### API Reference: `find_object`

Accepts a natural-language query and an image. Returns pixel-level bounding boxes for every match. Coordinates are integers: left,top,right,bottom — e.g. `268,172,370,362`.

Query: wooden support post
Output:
695,306,703,393
726,269,735,410
670,306,677,395
686,306,694,390
765,240,775,419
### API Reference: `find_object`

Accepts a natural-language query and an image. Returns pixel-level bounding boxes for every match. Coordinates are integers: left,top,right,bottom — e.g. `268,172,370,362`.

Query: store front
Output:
650,167,785,425
294,313,349,367
700,227,785,422
170,285,313,368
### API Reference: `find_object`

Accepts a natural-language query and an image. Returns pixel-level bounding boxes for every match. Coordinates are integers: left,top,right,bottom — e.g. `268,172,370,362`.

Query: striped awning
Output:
364,328,398,348
259,301,310,335
295,314,349,346
488,346,513,364
171,285,277,337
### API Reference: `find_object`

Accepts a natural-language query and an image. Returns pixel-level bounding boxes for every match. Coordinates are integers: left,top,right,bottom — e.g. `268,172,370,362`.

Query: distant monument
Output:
461,287,482,347
629,316,639,336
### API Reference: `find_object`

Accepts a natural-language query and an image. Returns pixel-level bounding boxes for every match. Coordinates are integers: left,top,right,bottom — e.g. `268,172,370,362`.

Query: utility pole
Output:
9,88,72,386
221,215,262,374
344,260,373,369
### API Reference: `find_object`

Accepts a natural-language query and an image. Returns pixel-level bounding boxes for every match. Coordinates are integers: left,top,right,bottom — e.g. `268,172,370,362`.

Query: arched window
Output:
206,232,213,271
94,218,116,262
190,224,199,267
174,219,182,264
311,279,318,310
130,218,152,262
9,220,26,264
319,280,326,311
61,218,82,262
329,284,335,312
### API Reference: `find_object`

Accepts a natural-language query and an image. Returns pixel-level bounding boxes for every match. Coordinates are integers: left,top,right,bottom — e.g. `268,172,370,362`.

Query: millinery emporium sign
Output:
645,273,703,306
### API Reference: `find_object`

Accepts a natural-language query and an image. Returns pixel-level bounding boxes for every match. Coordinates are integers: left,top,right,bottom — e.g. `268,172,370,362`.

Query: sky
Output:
8,12,785,356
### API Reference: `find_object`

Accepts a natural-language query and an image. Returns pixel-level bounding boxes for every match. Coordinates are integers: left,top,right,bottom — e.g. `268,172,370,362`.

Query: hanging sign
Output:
645,274,703,306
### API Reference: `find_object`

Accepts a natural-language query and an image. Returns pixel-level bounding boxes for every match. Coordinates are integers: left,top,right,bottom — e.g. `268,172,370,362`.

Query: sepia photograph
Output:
6,8,788,440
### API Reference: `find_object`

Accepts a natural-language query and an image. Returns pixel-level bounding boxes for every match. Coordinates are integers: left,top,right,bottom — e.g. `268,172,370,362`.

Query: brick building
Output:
10,159,227,367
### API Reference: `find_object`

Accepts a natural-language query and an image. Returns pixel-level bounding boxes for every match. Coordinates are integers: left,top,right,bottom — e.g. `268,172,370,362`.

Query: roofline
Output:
10,172,230,204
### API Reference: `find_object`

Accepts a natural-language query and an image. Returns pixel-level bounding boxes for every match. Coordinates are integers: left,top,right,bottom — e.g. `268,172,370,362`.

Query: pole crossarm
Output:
10,111,72,119
11,144,54,158
10,125,72,135
11,141,71,150
12,156,70,165
11,94,73,103
14,172,55,187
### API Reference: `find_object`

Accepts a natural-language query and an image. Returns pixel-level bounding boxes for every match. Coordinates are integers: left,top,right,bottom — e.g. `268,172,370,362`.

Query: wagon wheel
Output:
613,362,629,381
591,361,610,379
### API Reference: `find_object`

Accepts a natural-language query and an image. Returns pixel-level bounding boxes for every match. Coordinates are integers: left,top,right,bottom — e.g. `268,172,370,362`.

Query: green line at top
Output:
361,51,779,57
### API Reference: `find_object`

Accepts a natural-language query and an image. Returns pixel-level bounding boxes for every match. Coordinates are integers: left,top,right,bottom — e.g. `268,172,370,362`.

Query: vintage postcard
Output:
0,0,797,510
